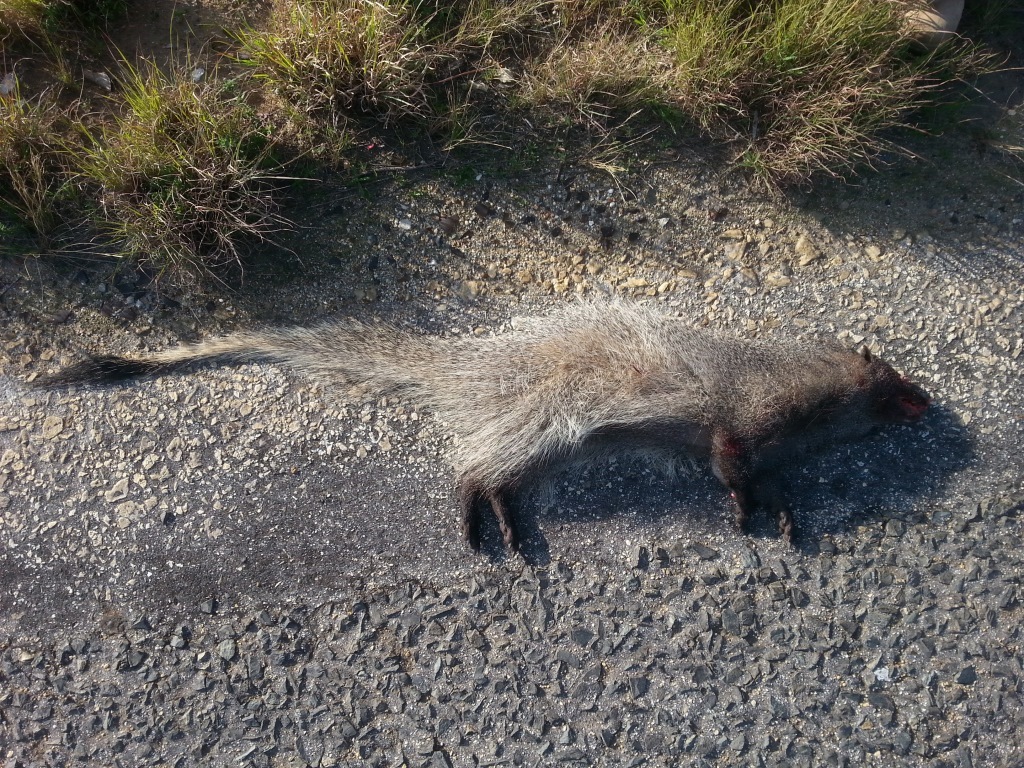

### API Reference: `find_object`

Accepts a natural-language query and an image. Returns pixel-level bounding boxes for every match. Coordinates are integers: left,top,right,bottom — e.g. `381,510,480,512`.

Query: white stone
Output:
906,0,964,50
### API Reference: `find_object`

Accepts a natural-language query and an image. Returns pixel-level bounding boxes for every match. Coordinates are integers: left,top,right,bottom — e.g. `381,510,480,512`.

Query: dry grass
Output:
513,0,993,182
658,0,988,181
520,25,673,127
229,0,990,183
0,0,47,41
0,83,75,237
0,0,1005,281
235,1,436,122
1,0,126,41
74,59,286,282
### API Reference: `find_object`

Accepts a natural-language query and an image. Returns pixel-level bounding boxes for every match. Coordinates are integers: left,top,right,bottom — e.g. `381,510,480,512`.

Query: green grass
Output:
232,0,991,183
0,0,1005,282
1,0,48,40
0,82,76,238
74,59,287,283
231,0,516,146
522,0,990,182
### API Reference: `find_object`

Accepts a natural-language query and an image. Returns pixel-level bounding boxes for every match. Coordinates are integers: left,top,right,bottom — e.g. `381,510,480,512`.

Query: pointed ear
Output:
860,346,872,363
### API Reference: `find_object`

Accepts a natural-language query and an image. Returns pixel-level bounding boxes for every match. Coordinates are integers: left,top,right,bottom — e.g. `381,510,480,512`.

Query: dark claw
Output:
459,481,520,553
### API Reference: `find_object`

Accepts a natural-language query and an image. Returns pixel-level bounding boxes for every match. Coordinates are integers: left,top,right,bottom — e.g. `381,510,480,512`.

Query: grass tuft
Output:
521,25,673,127
0,0,1009,280
1,0,47,41
75,59,287,282
234,1,447,127
657,0,968,181
0,83,76,237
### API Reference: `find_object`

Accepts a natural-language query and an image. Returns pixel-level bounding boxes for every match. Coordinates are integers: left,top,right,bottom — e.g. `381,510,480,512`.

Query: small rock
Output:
104,479,129,503
765,272,792,288
126,650,146,669
627,676,649,697
692,543,719,560
83,70,112,90
571,628,595,647
956,666,978,685
795,235,820,265
906,0,963,50
632,545,649,569
41,416,64,440
722,609,741,636
218,639,237,661
455,280,482,299
724,241,749,262
438,215,459,236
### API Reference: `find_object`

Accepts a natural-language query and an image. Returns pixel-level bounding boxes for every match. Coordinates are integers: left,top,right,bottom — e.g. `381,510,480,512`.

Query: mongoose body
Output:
41,301,930,550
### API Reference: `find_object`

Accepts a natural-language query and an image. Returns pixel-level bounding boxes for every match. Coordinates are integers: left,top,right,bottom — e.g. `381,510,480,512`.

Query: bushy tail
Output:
37,320,445,399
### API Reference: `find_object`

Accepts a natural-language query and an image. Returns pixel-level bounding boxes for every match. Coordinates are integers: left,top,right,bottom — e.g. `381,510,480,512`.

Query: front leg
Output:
754,476,794,545
729,486,756,534
711,431,795,544
764,481,794,545
711,431,756,534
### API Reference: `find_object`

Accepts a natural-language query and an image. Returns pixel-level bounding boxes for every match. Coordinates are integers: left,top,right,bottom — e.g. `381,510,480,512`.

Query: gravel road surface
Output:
2,124,1023,767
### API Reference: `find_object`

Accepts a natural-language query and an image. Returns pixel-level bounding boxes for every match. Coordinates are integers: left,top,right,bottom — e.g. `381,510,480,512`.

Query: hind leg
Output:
487,489,519,552
728,487,756,533
457,480,521,553
458,481,484,551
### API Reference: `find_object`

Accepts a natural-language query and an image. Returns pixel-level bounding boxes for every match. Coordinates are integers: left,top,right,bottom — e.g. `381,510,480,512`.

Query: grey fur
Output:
40,300,930,551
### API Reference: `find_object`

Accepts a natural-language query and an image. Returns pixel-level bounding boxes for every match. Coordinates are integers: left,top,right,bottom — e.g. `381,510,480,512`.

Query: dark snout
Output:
894,377,930,423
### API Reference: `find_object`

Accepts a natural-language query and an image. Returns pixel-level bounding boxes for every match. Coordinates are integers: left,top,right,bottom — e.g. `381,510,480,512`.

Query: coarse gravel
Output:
1,119,1023,767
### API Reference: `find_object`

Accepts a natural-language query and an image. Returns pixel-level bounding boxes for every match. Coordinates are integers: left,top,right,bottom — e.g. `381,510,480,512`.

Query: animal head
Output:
859,347,930,424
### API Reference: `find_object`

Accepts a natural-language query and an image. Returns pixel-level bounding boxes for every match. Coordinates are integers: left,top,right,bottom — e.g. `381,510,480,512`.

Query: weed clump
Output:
0,0,1007,281
517,0,991,182
659,0,984,181
1,0,126,42
76,60,285,282
0,85,75,237
232,0,520,149
234,0,991,183
235,1,439,121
